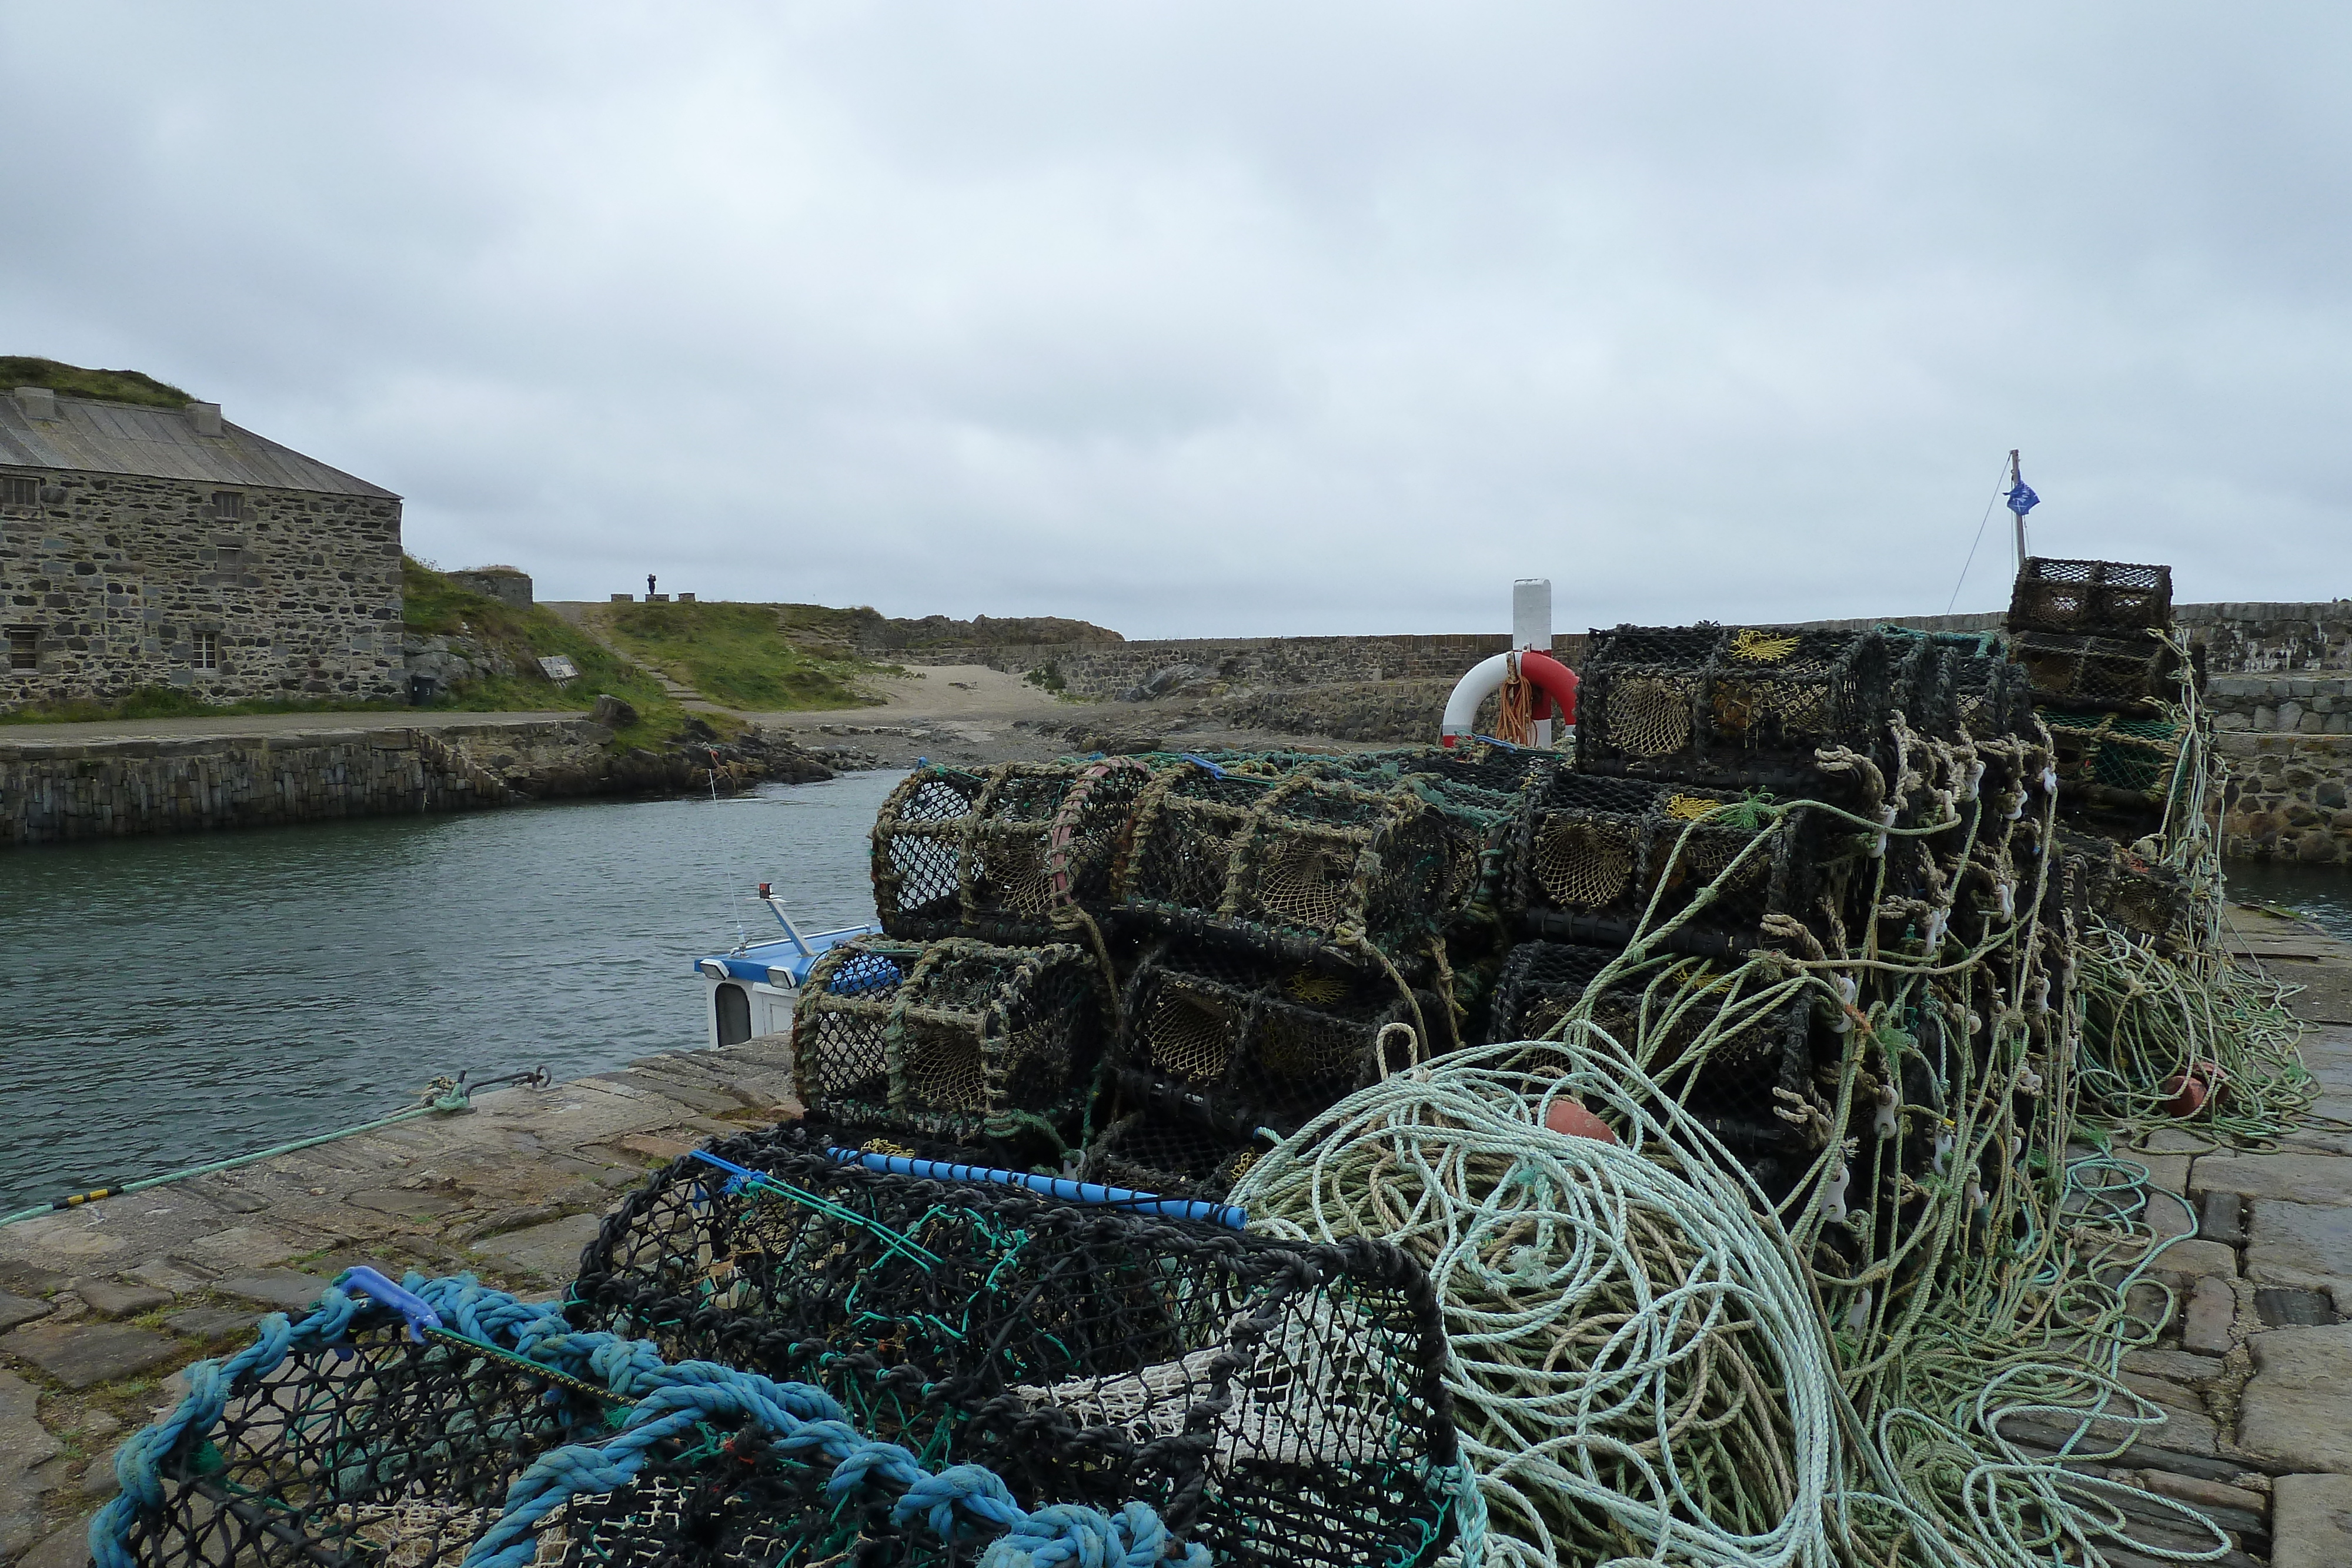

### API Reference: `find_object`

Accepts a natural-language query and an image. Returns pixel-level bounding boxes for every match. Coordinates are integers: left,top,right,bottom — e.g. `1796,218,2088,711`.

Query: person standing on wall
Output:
647,573,657,598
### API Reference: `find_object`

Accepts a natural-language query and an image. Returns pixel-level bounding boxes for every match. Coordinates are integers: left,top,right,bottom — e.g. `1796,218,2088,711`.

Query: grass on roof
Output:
1,356,193,409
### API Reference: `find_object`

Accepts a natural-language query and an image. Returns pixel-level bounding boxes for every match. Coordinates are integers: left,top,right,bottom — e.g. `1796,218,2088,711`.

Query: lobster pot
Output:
2046,828,2190,952
1081,1102,1267,1203
1114,943,1429,1134
100,1284,625,1568
567,1132,1465,1568
1517,772,1840,958
2041,707,2186,810
1883,631,2034,745
871,760,1158,941
1117,764,1479,972
2012,631,2180,715
1487,940,1819,1189
2007,557,2173,637
1575,624,1899,794
792,937,1108,1153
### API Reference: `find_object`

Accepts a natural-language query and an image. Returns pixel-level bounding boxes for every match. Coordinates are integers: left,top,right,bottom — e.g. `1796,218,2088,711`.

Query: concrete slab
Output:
0,1291,52,1333
2194,1153,2352,1206
345,1188,470,1219
2238,1325,2352,1473
2184,1276,2236,1355
0,1369,62,1559
15,1517,92,1568
2248,1200,2352,1298
2153,1239,2239,1280
2123,1347,2227,1389
164,1306,258,1342
212,1271,336,1314
1,1322,182,1390
170,1225,302,1273
2274,1472,2352,1568
467,1212,604,1280
77,1281,171,1320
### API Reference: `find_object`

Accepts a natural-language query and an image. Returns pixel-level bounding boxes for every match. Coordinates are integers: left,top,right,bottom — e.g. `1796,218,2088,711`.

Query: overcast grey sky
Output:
4,5,2346,637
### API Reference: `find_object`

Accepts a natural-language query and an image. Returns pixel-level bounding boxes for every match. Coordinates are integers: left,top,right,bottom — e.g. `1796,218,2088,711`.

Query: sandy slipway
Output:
3,915,2352,1565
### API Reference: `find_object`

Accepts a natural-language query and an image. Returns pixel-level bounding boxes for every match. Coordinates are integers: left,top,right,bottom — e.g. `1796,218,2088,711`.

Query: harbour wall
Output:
0,719,760,847
903,601,2352,703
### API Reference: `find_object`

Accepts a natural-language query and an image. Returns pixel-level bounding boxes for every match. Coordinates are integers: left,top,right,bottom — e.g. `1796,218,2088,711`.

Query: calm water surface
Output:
0,770,905,1211
2226,860,2352,944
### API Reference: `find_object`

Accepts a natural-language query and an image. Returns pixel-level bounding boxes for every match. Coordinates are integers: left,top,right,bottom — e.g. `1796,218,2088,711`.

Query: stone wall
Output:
2216,733,2352,864
449,567,532,610
0,467,404,711
2206,675,2352,737
0,724,527,845
903,631,1574,700
0,719,841,845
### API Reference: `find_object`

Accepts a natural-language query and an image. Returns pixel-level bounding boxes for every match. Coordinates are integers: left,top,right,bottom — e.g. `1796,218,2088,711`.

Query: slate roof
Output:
0,393,398,500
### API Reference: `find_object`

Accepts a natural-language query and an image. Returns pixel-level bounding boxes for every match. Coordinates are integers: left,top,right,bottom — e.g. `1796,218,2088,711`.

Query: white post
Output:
1513,578,1554,747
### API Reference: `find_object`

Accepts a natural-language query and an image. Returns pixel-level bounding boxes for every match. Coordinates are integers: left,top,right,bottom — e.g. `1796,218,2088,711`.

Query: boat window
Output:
715,982,752,1047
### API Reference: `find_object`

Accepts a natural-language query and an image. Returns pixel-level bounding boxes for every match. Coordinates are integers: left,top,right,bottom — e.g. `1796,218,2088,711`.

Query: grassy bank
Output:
402,559,684,745
600,600,880,711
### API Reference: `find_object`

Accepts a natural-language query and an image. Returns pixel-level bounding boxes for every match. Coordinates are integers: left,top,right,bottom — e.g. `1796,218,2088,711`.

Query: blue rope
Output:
825,1146,1248,1231
91,1271,1210,1568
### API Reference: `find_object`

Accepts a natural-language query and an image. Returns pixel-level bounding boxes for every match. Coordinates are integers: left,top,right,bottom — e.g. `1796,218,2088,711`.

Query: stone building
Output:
0,386,405,711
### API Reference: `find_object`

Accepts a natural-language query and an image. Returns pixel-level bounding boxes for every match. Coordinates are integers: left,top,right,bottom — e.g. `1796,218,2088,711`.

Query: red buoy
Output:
1545,1097,1620,1145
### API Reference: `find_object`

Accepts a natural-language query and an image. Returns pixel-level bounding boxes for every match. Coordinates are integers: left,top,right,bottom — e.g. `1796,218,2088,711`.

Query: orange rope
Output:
1495,651,1538,745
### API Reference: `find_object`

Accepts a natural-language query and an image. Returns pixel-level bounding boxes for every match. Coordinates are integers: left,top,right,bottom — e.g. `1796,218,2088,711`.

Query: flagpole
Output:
2009,449,2026,573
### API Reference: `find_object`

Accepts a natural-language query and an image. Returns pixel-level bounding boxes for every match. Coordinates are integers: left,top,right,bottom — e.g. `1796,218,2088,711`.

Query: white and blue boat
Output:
694,881,875,1048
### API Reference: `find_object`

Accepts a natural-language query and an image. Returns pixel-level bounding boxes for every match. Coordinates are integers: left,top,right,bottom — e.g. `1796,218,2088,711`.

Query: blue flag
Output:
2006,480,2039,517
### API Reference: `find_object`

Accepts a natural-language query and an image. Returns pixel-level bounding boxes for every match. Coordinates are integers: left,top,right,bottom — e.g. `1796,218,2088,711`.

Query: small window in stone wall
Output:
1,475,36,508
5,627,35,671
192,631,220,671
212,490,244,521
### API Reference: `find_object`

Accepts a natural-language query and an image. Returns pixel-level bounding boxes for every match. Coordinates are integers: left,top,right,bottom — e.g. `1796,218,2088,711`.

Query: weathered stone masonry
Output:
0,726,535,846
0,391,406,711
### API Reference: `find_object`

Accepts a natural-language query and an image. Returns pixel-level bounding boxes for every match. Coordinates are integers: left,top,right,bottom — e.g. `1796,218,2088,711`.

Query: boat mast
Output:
2009,449,2027,573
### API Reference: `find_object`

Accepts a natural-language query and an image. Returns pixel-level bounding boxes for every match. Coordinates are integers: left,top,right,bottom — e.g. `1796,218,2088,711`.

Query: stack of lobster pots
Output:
1493,616,2064,1284
790,745,1546,1193
2007,557,2200,954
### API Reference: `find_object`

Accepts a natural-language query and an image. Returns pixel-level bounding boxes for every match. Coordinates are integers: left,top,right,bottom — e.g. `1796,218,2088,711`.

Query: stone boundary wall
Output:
898,632,1579,700
2217,734,2352,865
0,721,607,846
899,602,2348,702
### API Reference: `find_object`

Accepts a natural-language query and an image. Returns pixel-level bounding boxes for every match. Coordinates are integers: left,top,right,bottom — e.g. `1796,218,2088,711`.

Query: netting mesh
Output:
2006,557,2173,637
1515,772,1840,958
2011,631,2180,713
791,936,1108,1157
872,760,1158,941
566,1131,1466,1567
1081,1102,1268,1203
1575,624,1900,793
1112,943,1427,1133
2041,707,2186,807
106,1302,612,1568
1117,763,1478,972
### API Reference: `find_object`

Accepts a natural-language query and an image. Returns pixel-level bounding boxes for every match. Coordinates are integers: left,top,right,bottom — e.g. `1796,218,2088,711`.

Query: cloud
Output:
4,2,2347,637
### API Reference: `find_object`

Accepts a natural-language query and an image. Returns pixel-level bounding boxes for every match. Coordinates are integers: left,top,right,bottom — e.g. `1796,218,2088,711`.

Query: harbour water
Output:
2227,860,2352,944
0,769,905,1212
2,775,2343,1215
